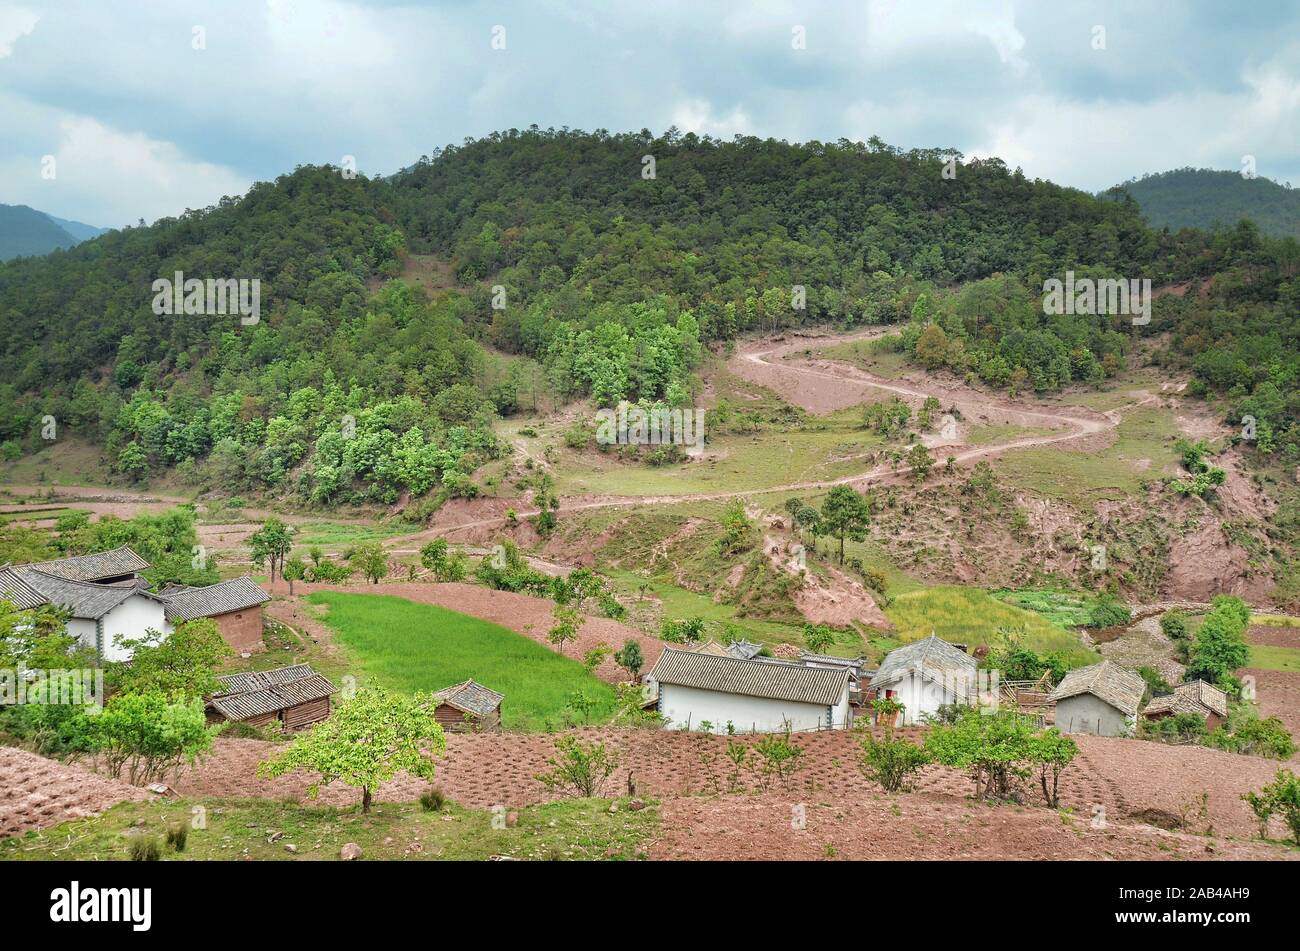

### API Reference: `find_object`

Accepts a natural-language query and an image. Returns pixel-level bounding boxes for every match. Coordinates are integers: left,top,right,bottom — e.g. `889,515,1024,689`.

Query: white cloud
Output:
0,110,249,226
671,99,753,139
0,3,37,57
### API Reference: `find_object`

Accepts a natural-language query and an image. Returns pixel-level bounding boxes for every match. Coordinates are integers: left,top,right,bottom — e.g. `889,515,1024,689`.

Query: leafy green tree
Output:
92,691,216,785
819,486,871,564
283,555,307,595
352,541,389,584
924,707,1038,800
249,518,294,584
547,605,582,655
258,687,447,813
906,442,934,481
1026,728,1078,808
614,639,644,680
535,735,621,798
109,619,234,699
803,623,836,654
1242,769,1300,843
1186,595,1251,689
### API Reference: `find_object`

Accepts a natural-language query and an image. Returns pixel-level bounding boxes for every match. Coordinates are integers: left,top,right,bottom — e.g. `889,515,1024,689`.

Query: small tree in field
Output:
353,542,389,584
547,605,581,655
614,640,644,680
258,687,447,813
1242,769,1300,844
283,555,306,596
535,735,621,798
1026,728,1078,808
858,697,929,792
250,517,294,584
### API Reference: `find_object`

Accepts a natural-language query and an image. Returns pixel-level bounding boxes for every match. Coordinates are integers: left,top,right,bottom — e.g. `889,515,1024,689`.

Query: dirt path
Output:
390,328,1141,546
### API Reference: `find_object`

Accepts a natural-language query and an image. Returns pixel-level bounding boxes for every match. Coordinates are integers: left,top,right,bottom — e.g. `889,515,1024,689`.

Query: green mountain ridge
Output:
0,203,106,262
1106,168,1300,239
0,129,1295,508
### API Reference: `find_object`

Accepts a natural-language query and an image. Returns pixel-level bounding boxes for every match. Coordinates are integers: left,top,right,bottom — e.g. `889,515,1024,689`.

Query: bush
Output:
1140,712,1207,745
1208,715,1296,759
1086,593,1131,628
420,787,447,812
127,834,161,862
1159,610,1189,641
661,617,706,643
859,733,930,792
535,736,621,798
165,821,188,852
1242,769,1300,843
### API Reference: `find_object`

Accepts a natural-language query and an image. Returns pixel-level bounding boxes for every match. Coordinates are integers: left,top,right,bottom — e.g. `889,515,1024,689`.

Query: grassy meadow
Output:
304,592,618,729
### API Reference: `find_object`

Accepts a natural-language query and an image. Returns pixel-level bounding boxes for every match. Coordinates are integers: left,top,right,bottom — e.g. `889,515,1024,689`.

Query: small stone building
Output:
207,664,337,730
161,576,271,654
1141,679,1229,730
430,680,504,732
1050,661,1145,736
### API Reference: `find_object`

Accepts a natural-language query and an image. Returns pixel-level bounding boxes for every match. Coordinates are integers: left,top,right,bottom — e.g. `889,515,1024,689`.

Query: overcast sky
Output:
3,0,1299,228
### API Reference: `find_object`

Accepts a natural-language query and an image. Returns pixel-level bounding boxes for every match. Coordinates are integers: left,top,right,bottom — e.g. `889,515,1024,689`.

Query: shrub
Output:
859,733,930,792
1208,715,1296,759
127,834,161,862
661,617,706,643
1140,712,1207,745
535,736,621,798
1086,593,1131,629
165,821,188,852
751,727,805,791
1160,610,1189,641
1242,769,1300,843
420,787,446,812
1186,596,1251,688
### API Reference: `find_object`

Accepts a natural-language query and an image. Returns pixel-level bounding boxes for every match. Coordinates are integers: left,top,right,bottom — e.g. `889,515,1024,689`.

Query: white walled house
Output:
649,647,851,734
0,566,171,663
869,634,979,726
0,547,171,663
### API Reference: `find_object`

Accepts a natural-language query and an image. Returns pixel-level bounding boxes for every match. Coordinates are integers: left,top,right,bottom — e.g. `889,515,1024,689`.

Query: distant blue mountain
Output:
0,204,107,261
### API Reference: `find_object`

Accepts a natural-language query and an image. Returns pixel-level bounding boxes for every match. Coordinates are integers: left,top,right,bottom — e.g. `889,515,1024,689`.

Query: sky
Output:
2,0,1299,228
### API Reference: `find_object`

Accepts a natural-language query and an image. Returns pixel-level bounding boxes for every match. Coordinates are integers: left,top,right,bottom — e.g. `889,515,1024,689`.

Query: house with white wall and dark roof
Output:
0,546,272,662
649,646,851,734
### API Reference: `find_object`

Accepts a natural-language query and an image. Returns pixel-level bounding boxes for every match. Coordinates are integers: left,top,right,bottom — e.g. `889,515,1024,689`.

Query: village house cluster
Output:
644,633,1227,737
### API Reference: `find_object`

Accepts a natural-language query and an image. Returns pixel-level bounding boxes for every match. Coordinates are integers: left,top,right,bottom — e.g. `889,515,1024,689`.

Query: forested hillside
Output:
1,129,1298,509
0,204,82,262
1110,168,1300,239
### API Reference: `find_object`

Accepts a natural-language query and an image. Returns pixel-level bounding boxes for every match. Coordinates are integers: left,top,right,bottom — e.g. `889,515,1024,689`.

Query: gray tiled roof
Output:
1143,679,1228,719
1050,661,1146,718
210,664,337,721
0,567,48,609
163,576,270,622
28,546,149,582
432,679,504,716
727,640,764,659
870,634,976,688
6,567,159,620
651,647,849,706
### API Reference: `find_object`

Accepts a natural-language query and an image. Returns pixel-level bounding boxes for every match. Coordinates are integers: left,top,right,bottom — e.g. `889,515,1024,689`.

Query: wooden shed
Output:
430,679,504,733
207,664,337,730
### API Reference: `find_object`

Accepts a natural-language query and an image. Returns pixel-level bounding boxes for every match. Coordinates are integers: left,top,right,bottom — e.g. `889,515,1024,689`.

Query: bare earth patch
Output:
0,746,148,839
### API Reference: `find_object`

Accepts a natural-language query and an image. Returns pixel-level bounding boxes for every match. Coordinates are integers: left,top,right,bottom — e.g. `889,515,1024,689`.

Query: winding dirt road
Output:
409,328,1144,541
